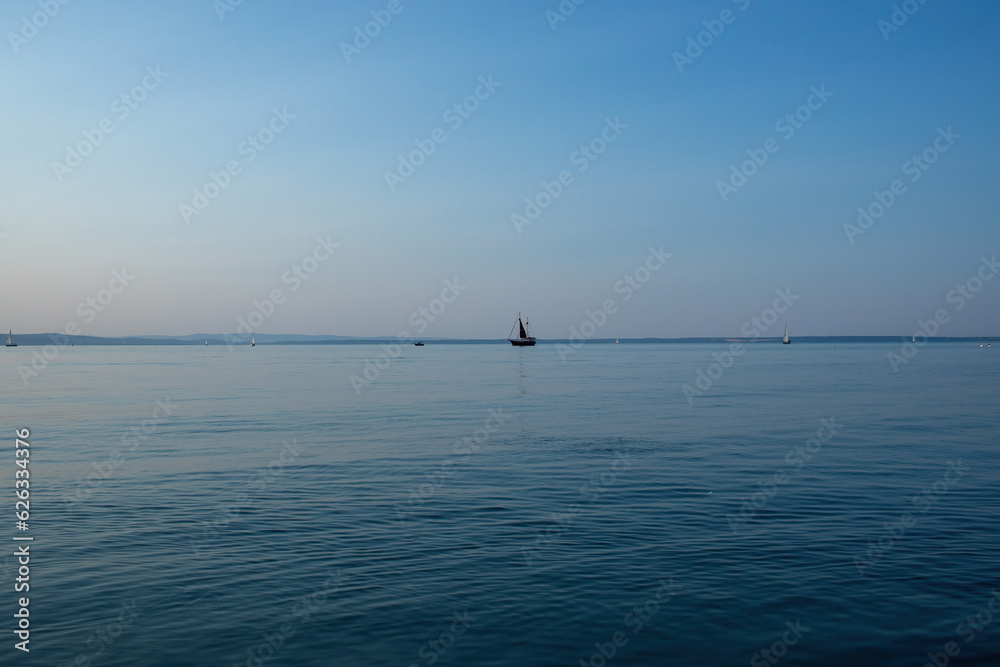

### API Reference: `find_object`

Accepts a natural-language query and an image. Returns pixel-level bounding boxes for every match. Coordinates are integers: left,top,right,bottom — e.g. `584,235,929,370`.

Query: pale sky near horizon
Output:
2,0,999,338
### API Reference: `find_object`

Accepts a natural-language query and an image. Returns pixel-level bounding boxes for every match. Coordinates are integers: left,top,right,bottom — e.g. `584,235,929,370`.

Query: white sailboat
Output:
782,325,790,345
251,334,256,347
6,330,16,348
615,338,619,344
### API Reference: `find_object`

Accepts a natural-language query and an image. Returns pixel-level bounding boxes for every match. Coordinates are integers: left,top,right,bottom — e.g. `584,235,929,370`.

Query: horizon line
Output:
5,333,1000,344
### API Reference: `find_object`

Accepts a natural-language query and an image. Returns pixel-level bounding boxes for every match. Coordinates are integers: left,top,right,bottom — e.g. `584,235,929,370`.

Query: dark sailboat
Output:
508,313,536,347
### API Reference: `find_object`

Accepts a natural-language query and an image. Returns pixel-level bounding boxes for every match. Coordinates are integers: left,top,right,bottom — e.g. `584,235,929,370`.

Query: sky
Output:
2,0,999,338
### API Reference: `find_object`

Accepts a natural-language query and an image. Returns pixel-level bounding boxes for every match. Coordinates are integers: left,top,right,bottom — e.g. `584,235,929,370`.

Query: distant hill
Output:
3,334,998,346
5,333,417,346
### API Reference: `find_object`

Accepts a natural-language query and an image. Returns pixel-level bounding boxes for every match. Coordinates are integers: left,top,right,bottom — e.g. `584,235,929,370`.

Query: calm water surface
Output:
2,343,998,666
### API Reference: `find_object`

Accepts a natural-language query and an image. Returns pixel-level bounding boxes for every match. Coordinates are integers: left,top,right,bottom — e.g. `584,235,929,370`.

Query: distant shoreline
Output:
4,334,999,346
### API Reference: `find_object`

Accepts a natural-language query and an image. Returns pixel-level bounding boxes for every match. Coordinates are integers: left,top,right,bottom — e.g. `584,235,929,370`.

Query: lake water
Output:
2,343,999,666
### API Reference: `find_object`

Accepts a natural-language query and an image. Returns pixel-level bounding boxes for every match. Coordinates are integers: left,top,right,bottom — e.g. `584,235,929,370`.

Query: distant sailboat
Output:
251,334,256,347
205,339,208,346
782,325,791,345
615,338,620,344
507,313,536,347
6,330,16,348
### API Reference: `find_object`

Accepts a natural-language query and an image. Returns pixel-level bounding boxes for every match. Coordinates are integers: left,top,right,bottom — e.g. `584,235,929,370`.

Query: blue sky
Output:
2,0,999,338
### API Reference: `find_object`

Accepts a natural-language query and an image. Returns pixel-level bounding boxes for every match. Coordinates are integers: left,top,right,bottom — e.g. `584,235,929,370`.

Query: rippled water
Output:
2,343,999,666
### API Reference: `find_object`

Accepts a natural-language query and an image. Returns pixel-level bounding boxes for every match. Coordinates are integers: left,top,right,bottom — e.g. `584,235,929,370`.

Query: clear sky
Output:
2,0,999,338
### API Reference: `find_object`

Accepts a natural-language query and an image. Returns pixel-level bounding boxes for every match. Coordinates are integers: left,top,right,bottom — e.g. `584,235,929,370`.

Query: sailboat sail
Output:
518,318,527,339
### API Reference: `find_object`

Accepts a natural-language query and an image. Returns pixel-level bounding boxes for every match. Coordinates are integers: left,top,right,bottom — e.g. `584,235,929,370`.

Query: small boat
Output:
6,330,16,348
782,325,791,345
414,342,424,346
205,340,208,346
615,338,620,344
251,334,255,347
507,313,536,347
